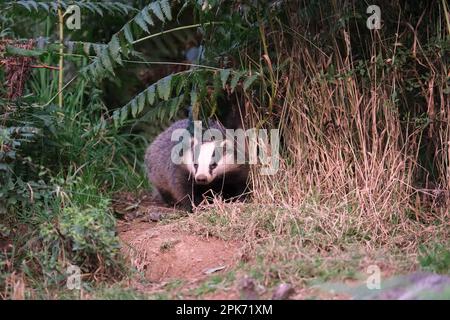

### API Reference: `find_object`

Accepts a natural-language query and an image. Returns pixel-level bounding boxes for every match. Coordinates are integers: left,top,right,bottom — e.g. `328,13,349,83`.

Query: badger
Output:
144,119,250,211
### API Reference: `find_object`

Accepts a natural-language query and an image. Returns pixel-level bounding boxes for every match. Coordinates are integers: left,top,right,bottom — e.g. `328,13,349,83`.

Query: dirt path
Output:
119,220,240,283
113,192,351,300
114,193,244,298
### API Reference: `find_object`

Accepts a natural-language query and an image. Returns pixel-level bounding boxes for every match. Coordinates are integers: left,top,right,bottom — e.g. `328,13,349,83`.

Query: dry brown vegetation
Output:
248,0,449,249
2,0,449,300
164,0,450,293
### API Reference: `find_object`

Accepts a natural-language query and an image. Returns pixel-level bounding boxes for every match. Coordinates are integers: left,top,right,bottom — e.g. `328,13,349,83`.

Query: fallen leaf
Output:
203,265,226,275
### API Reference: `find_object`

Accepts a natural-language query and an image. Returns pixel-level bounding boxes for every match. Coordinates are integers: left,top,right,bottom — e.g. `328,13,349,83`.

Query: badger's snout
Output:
195,174,209,185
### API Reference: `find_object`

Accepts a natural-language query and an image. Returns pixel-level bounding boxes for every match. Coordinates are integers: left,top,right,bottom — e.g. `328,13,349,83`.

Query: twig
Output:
0,60,59,70
57,0,64,108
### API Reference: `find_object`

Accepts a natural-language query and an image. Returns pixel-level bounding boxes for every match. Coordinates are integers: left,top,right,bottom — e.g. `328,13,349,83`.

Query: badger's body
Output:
145,119,249,211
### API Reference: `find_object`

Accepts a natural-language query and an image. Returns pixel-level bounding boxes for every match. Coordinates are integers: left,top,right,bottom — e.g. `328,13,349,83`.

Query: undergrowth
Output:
1,0,449,300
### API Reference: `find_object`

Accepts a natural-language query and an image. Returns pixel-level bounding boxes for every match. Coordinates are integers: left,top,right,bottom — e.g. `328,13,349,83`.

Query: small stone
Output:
238,276,259,300
203,265,226,275
272,283,295,300
148,211,162,222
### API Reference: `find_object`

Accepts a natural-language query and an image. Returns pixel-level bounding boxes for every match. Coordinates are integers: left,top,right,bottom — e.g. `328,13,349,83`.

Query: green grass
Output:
2,0,450,301
191,272,236,297
91,285,149,300
419,242,450,274
1,63,147,299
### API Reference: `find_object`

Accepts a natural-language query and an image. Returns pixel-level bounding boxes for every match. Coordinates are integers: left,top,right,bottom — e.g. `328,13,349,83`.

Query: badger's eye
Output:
209,163,217,170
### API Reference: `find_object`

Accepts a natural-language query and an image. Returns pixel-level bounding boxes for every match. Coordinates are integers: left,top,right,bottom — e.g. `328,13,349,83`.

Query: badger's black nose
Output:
195,174,208,184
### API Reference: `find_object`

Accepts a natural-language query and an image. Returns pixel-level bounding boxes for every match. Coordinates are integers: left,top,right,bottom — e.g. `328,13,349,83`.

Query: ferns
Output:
1,0,262,133
110,73,178,129
0,1,139,66
82,0,173,81
1,1,136,16
105,67,260,130
68,0,261,130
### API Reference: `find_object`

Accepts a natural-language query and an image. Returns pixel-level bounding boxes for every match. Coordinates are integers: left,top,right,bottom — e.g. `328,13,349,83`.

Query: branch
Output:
0,60,59,70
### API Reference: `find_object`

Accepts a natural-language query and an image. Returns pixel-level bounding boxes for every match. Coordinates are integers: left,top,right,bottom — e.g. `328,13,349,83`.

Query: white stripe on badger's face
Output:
181,138,237,185
195,141,216,184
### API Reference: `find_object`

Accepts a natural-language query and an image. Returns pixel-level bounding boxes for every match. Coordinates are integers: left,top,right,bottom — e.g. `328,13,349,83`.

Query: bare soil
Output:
119,219,241,283
113,192,360,300
114,192,244,298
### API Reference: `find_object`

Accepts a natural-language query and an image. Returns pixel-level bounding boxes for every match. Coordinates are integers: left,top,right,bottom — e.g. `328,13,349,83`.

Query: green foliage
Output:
66,0,264,129
1,20,145,294
2,0,264,131
41,199,121,269
2,0,448,299
82,0,173,81
1,1,136,16
91,284,149,300
110,67,260,128
0,125,44,214
419,243,450,274
0,0,266,297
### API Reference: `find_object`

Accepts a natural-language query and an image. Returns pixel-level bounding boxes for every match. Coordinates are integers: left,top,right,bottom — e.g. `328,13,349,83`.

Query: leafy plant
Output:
0,1,136,16
419,243,450,274
42,198,122,272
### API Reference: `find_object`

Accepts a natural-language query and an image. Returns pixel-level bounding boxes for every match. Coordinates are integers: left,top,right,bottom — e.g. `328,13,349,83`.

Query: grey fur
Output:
145,119,250,211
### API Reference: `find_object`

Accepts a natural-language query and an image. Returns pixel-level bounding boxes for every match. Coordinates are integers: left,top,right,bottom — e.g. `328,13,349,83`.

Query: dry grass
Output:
249,0,449,248
2,0,448,300
1,272,26,300
177,0,450,286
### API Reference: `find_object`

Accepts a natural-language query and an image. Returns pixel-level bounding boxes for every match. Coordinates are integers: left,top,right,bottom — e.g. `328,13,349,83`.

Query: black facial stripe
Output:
192,143,201,173
213,144,225,164
191,142,225,175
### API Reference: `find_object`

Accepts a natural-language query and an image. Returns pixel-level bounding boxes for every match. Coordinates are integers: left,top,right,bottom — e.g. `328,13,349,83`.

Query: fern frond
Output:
1,38,110,61
139,94,186,123
1,1,137,16
90,66,260,134
81,0,174,82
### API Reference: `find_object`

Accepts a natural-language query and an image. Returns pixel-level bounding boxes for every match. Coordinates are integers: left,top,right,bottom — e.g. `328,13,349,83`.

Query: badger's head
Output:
183,136,236,185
